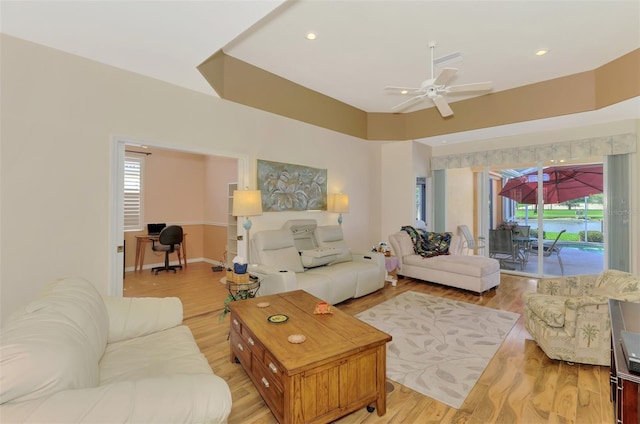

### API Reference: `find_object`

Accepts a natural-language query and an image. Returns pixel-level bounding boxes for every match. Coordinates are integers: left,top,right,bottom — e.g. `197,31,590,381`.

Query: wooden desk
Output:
134,234,187,272
228,290,391,423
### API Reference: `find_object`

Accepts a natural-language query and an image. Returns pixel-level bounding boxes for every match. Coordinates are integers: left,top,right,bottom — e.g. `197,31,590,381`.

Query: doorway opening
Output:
110,137,247,297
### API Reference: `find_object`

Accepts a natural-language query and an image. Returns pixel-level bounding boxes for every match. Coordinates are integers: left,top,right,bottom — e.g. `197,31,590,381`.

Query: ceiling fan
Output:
385,41,492,117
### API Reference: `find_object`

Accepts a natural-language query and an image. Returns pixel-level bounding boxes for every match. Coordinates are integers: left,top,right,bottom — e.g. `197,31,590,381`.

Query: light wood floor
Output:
124,262,614,423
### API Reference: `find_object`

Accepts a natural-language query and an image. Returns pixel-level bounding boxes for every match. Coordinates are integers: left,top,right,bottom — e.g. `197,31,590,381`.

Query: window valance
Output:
431,133,637,170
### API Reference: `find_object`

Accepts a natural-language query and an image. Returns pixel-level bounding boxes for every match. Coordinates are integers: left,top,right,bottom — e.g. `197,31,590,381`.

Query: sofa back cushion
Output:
253,229,304,273
593,270,640,297
0,277,108,404
390,232,415,258
314,225,353,264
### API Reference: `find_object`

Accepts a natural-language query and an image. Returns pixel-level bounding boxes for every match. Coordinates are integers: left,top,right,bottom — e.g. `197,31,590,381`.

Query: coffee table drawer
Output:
230,315,242,333
242,326,265,361
230,328,252,367
251,355,284,418
262,350,283,386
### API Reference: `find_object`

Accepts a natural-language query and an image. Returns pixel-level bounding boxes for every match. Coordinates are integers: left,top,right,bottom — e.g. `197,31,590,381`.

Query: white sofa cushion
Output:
0,277,108,404
253,229,304,272
100,326,214,384
314,225,352,263
403,254,499,277
300,247,338,268
391,230,416,258
104,296,183,343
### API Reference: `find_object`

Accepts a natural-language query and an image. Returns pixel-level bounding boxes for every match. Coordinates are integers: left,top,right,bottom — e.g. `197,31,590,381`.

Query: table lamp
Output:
330,193,349,225
232,189,263,263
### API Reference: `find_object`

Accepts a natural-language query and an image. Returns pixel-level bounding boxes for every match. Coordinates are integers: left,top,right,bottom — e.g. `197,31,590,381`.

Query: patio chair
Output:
527,229,566,275
489,229,523,270
513,225,531,263
457,225,485,255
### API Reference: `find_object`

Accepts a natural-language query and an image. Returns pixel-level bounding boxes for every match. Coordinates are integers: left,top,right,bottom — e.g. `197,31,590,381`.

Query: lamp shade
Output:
232,190,263,217
330,193,349,213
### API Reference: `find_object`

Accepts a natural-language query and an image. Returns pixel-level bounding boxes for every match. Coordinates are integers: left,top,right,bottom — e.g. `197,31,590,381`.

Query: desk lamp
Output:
330,193,349,226
232,190,263,263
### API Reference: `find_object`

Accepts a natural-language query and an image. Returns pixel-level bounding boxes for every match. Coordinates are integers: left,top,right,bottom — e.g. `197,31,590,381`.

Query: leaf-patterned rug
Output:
355,291,519,409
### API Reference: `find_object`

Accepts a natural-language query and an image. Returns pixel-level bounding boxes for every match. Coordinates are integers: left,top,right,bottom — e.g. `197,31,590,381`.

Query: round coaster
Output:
256,302,270,308
287,334,306,344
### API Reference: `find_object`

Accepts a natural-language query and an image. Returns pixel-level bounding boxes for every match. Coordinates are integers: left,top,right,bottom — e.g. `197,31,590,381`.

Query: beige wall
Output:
445,168,475,235
144,148,206,223
1,35,380,321
1,34,637,322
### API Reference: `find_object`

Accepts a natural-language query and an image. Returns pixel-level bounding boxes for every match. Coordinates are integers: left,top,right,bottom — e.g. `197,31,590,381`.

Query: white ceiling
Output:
2,0,639,146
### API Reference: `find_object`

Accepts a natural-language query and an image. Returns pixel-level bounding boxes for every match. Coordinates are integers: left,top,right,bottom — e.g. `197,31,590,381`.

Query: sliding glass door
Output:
488,160,604,277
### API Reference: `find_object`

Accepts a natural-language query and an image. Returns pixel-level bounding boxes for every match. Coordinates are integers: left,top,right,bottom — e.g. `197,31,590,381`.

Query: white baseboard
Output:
125,257,210,273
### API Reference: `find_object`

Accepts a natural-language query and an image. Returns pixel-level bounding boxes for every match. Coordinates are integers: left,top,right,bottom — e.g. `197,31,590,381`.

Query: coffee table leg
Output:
375,344,387,416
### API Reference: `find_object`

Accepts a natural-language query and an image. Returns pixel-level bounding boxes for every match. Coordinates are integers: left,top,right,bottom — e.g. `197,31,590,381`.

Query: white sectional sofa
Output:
251,221,386,304
0,277,232,423
388,230,500,294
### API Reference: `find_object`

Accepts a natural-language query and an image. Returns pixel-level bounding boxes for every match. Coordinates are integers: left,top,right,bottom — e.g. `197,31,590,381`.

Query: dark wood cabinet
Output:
609,299,640,424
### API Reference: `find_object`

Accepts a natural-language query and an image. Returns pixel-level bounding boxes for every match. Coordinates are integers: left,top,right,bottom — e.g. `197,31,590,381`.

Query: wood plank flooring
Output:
124,262,614,423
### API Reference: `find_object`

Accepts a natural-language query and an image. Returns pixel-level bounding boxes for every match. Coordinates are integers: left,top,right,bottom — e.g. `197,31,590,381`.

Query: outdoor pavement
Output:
514,245,603,277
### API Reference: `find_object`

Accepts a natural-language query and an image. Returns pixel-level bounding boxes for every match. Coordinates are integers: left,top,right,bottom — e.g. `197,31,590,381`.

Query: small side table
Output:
220,275,261,321
384,255,401,287
225,276,260,300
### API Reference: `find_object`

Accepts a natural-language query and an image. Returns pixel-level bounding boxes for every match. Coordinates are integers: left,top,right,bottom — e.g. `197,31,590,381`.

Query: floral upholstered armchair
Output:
523,269,640,366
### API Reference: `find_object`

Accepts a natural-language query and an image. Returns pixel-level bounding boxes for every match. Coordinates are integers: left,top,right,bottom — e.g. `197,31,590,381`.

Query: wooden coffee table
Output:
228,290,392,424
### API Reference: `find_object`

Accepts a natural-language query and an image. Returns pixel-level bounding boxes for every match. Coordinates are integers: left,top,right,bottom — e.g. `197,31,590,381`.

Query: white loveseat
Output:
388,230,500,294
0,277,232,423
251,222,386,304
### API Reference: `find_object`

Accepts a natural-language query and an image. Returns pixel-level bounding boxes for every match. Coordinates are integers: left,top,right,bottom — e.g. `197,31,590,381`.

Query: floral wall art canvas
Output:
257,159,327,211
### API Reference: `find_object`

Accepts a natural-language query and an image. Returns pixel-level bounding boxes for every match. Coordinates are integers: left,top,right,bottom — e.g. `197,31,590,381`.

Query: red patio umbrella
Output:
498,164,603,204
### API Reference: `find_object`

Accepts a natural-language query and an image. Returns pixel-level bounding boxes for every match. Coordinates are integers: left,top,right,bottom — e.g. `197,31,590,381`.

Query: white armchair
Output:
523,269,640,366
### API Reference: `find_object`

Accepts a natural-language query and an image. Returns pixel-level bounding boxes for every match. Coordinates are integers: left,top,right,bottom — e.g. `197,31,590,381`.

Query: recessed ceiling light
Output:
535,49,549,56
400,90,408,94
305,32,317,40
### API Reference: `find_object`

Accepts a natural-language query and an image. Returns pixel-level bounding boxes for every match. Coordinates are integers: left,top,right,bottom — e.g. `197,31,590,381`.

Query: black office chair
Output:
151,225,183,275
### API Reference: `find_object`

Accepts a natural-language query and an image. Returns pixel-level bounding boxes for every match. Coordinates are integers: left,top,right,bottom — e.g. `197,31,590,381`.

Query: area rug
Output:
355,291,519,409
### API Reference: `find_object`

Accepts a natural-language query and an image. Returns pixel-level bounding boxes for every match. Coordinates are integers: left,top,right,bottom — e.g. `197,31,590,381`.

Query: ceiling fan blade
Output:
432,95,454,117
384,85,421,93
445,81,493,93
433,68,457,86
391,94,425,110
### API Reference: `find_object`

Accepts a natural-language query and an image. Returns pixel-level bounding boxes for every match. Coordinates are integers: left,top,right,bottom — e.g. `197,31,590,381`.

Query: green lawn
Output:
515,209,603,220
513,207,604,242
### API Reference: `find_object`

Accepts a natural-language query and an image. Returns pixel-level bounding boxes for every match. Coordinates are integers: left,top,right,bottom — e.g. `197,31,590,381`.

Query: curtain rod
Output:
125,150,152,156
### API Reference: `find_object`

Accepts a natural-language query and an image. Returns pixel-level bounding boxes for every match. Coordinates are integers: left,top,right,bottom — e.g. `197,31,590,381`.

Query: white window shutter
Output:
124,156,143,231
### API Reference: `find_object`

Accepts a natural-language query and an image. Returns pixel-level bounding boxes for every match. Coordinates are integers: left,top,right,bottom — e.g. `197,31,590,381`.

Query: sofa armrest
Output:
351,251,385,268
537,274,599,296
562,294,609,337
103,296,183,343
0,375,231,424
250,265,298,297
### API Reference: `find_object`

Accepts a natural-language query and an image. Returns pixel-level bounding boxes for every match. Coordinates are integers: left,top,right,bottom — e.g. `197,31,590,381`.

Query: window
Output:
124,155,144,231
416,177,426,222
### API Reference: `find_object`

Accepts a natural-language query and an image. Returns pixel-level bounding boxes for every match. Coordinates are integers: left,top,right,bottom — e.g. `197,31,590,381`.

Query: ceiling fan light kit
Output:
385,41,493,117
